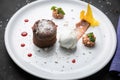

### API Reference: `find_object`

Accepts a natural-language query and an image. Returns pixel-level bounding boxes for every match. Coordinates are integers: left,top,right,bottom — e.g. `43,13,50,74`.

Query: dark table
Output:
0,0,120,80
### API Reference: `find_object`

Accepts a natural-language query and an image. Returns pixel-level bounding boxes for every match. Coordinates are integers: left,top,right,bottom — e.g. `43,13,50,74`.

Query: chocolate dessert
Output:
32,19,57,48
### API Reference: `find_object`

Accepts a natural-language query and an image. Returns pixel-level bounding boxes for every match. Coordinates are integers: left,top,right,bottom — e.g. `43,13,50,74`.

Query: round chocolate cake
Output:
32,19,57,48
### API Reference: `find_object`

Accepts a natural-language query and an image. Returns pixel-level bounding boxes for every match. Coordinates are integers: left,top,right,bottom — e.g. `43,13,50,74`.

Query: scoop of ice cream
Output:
59,27,77,49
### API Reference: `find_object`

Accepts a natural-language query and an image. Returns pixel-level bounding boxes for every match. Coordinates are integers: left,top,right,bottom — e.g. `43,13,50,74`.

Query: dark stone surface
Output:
0,0,120,80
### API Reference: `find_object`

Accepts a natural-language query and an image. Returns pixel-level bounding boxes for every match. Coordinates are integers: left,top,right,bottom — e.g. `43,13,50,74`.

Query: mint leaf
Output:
87,32,95,42
51,6,65,15
87,32,93,37
51,6,57,10
57,8,65,15
90,37,95,42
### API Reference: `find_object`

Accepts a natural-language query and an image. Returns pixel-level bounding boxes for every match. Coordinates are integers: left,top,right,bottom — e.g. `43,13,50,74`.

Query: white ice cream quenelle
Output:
59,27,77,49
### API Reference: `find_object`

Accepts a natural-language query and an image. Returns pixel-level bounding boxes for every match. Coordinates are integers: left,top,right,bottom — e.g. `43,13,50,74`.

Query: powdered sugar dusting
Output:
37,20,54,33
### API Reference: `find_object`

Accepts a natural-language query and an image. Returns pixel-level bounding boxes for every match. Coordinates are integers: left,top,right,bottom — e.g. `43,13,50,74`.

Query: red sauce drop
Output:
24,19,29,22
21,32,28,37
21,43,25,47
72,59,76,63
27,53,32,57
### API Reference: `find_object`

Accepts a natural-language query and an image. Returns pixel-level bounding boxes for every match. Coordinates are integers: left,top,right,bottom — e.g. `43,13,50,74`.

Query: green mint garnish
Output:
90,37,95,42
87,32,95,42
57,8,65,15
51,6,65,15
87,32,93,37
51,6,57,10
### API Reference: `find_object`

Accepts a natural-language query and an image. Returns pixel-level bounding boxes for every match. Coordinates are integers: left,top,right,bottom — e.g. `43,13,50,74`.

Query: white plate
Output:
5,0,117,79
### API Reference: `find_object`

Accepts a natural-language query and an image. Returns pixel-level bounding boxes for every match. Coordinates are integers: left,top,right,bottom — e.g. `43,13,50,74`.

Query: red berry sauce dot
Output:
72,59,76,63
21,43,25,47
21,32,28,37
27,53,32,57
24,19,29,22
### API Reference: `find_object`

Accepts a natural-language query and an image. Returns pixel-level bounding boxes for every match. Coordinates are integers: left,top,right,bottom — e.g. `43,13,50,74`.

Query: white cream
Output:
59,27,77,49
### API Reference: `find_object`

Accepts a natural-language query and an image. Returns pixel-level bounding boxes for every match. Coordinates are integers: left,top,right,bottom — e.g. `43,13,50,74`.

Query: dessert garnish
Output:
27,53,32,57
24,19,29,22
72,59,76,63
51,6,65,19
21,32,28,37
76,3,99,40
76,20,90,40
87,32,95,42
80,4,99,26
82,32,96,47
21,43,25,47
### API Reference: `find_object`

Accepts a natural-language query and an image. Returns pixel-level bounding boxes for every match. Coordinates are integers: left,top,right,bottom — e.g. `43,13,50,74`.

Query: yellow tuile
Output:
80,4,99,27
